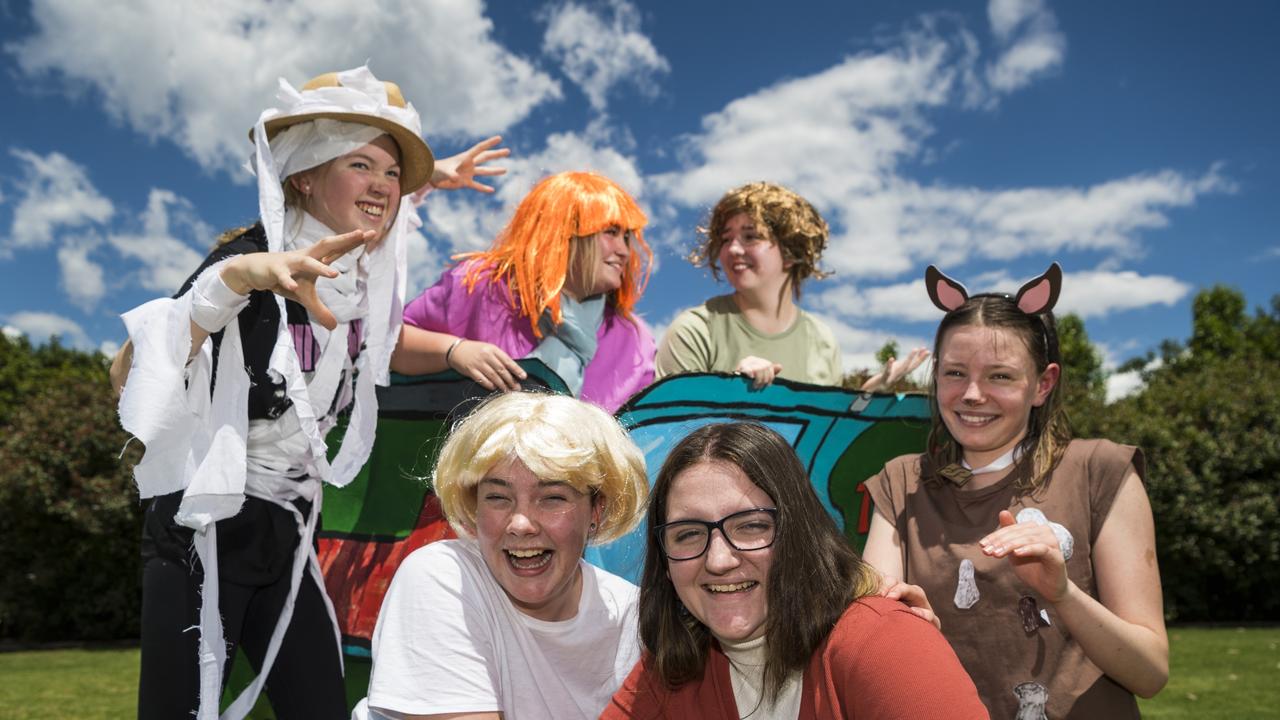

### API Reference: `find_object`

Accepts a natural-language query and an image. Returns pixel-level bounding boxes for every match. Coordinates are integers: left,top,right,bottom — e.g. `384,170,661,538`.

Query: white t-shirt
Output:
366,538,641,720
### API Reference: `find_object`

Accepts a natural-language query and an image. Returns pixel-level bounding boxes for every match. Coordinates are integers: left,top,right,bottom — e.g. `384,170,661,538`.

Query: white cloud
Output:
3,311,91,348
652,26,966,210
3,149,113,254
9,0,562,178
817,264,1193,324
98,338,120,357
1105,369,1144,403
985,0,1065,94
1058,269,1191,319
828,167,1232,280
56,237,107,310
2,147,212,304
107,189,209,293
403,222,449,300
541,0,669,112
2,326,21,340
815,279,939,323
1105,357,1162,403
811,311,931,375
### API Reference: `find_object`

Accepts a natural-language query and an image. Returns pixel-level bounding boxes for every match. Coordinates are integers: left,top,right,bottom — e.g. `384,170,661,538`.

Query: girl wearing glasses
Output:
604,422,987,719
363,392,648,719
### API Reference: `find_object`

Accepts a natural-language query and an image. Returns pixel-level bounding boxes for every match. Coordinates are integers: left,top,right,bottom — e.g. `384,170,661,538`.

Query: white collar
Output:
963,445,1023,475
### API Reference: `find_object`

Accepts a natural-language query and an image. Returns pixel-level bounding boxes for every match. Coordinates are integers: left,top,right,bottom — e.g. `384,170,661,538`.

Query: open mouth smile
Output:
506,548,553,570
356,201,384,218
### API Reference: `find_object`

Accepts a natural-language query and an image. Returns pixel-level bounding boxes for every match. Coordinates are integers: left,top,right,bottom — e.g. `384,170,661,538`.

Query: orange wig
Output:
459,171,652,336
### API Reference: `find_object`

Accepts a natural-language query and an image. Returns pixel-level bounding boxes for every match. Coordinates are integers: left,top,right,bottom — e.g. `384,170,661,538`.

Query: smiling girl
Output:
114,67,505,719
605,422,987,719
656,182,928,390
392,171,654,412
863,264,1169,718
364,392,648,719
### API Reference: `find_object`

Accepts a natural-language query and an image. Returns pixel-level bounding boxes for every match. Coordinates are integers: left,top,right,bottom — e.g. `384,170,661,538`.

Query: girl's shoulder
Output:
879,453,927,483
1060,438,1144,481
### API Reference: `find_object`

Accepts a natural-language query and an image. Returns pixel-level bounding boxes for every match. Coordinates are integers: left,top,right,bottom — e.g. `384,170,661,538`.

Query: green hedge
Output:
0,337,142,641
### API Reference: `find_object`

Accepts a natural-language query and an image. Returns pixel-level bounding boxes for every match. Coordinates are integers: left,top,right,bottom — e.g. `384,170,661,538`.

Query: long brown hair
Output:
926,295,1071,489
637,422,878,703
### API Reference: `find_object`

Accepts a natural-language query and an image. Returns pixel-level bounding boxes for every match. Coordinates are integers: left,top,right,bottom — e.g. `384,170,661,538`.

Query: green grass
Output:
2,627,1278,718
0,646,138,720
1137,626,1280,719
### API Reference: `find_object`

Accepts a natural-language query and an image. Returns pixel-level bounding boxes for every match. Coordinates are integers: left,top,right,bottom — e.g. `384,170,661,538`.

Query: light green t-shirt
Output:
655,295,844,385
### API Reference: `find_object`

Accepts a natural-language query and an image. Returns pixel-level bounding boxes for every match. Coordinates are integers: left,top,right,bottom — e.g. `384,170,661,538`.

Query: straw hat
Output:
250,70,435,193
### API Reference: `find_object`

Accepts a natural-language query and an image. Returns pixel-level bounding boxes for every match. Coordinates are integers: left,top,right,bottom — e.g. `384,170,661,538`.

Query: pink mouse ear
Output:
1014,263,1063,315
926,265,969,312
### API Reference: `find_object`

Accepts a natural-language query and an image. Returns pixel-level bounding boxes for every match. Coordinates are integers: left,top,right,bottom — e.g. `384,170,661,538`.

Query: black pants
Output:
137,493,346,719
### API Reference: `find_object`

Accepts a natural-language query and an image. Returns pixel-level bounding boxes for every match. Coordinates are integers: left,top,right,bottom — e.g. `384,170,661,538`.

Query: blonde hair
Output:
433,392,648,542
690,182,831,298
458,171,652,336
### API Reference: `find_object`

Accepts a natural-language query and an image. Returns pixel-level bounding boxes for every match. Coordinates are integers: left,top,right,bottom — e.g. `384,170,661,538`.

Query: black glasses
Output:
655,508,778,561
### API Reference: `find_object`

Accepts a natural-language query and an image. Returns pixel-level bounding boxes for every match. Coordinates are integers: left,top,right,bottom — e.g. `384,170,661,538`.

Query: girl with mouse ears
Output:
862,263,1169,719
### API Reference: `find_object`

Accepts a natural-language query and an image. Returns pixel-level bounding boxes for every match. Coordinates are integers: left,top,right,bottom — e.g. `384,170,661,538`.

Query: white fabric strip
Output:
190,262,251,334
271,120,384,181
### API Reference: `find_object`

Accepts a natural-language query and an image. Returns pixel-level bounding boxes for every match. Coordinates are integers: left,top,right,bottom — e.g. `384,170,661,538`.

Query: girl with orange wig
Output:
392,171,655,412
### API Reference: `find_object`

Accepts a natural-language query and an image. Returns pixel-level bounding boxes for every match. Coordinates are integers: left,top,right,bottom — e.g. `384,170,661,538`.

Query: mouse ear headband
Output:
925,262,1062,315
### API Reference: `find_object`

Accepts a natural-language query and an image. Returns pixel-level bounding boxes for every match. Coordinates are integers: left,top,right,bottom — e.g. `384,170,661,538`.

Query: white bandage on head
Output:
269,119,386,182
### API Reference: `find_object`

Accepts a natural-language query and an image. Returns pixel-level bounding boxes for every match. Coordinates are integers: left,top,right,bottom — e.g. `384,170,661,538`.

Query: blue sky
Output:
1,0,1276,400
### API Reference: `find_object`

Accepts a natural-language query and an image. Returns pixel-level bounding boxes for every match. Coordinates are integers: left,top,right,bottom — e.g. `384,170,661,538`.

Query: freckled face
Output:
664,460,774,643
717,213,790,297
295,134,402,240
936,324,1059,468
473,457,601,622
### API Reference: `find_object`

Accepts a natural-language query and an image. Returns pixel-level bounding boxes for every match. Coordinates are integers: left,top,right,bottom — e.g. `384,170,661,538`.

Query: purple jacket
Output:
402,264,655,413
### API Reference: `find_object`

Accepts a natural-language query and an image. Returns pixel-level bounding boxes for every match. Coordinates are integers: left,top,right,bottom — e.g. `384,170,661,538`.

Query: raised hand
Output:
878,574,941,629
427,135,510,194
220,229,374,330
734,355,784,389
980,510,1070,603
447,339,527,391
860,346,930,392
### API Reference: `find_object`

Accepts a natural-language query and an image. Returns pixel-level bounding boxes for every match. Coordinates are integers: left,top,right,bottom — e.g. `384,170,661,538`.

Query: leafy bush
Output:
1090,289,1280,622
0,337,143,641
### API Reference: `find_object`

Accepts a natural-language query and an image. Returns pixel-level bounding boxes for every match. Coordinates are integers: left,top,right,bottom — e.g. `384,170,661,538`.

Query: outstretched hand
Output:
878,574,941,630
220,229,374,330
426,135,510,195
860,346,930,392
735,355,784,389
981,509,1070,603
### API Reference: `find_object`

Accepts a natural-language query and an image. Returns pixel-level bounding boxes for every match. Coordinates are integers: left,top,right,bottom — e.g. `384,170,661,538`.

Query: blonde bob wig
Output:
433,392,648,543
